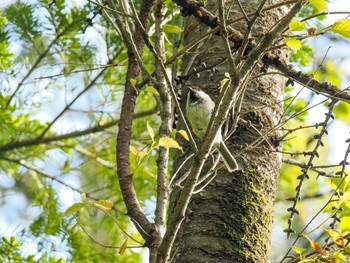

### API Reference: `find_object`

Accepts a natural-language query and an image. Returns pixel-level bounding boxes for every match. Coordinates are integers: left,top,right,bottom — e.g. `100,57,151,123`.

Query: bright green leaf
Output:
0,16,7,26
333,251,347,262
291,246,306,255
334,102,350,125
285,38,302,53
163,24,183,34
309,0,328,11
289,20,306,31
63,203,86,216
332,18,350,38
340,217,350,232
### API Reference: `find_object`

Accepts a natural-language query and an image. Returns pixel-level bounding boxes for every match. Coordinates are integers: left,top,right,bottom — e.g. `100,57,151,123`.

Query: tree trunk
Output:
169,1,288,262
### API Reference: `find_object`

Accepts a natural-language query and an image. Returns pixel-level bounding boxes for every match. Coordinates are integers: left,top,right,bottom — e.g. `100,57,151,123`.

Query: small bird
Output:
185,86,238,172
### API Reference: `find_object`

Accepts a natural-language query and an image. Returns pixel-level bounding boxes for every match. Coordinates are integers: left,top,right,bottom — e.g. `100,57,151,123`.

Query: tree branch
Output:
153,0,170,257
282,158,340,178
105,0,158,245
0,109,156,153
171,0,350,103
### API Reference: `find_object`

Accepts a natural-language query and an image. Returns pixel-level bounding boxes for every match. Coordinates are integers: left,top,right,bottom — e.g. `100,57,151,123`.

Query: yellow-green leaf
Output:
289,20,306,31
130,78,137,87
332,18,350,38
333,251,347,262
309,0,328,11
334,102,350,125
159,137,182,150
343,246,350,254
63,203,86,216
81,193,87,203
130,145,148,157
94,200,113,210
119,238,129,255
285,38,302,53
177,130,189,141
220,77,230,88
145,86,160,96
291,246,306,255
147,121,155,142
163,24,183,34
144,170,157,179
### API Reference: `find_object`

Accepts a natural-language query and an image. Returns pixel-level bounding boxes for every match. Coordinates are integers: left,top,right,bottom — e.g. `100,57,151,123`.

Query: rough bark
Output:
169,1,288,262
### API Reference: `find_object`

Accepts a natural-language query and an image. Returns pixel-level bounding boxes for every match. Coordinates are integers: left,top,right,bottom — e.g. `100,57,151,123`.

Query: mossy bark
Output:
169,1,288,262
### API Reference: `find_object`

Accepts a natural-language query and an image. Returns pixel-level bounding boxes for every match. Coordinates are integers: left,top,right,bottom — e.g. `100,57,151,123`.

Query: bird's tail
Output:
216,141,239,172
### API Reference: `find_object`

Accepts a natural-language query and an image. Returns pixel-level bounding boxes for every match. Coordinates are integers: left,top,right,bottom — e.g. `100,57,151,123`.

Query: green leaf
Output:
289,20,306,31
285,38,302,53
147,121,155,142
145,86,160,96
291,246,306,255
163,24,183,34
333,251,347,262
309,0,328,11
119,238,128,255
0,42,13,71
334,101,350,125
332,18,350,38
63,203,86,216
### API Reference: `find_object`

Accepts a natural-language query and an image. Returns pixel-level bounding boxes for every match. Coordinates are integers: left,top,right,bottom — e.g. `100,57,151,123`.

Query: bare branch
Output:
284,100,337,237
172,0,350,102
153,0,170,255
282,158,341,178
105,0,158,245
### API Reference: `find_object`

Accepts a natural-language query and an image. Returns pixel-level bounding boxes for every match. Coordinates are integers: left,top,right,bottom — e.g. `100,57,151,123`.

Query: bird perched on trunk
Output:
185,86,238,172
